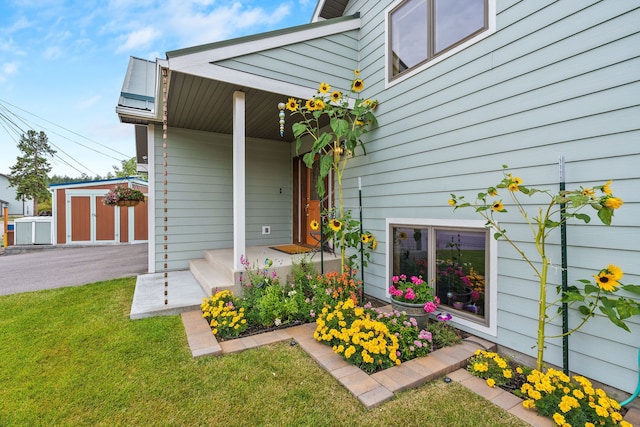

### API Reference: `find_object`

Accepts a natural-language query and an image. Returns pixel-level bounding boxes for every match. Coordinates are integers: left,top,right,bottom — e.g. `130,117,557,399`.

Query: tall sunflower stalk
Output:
449,165,640,371
286,71,378,273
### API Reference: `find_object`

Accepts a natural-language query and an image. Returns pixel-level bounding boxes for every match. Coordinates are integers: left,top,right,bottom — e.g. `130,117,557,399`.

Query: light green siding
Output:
153,127,291,271
335,0,639,393
216,30,360,92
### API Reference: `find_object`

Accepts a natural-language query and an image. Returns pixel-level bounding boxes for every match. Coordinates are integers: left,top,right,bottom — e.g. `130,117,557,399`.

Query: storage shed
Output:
50,178,148,245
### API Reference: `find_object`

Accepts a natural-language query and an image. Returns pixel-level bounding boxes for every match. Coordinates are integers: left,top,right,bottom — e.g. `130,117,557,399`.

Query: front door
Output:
304,160,322,246
293,156,330,247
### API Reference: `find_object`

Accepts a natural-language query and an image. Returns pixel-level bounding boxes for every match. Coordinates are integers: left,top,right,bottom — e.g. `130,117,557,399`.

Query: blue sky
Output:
0,0,317,178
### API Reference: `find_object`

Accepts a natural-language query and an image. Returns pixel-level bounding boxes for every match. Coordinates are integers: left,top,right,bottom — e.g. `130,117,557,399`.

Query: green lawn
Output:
0,278,528,426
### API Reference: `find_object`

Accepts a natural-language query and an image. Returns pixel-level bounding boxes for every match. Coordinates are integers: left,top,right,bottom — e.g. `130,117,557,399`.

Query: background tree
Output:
111,157,139,178
8,130,56,214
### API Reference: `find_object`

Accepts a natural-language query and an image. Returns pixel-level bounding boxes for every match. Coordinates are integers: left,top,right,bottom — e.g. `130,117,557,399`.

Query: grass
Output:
0,278,528,426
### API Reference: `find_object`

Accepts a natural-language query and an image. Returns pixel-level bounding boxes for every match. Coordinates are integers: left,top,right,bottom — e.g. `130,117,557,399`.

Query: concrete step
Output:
189,258,239,297
203,249,236,283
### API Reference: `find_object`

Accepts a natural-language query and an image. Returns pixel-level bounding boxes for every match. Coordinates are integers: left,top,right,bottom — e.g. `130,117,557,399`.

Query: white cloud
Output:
5,16,32,33
43,46,63,60
0,61,19,83
115,27,161,54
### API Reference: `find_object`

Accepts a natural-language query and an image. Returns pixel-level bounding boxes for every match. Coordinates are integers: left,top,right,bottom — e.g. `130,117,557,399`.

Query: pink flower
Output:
410,275,423,285
471,290,480,301
399,274,407,280
404,288,416,300
423,301,438,313
392,275,400,283
414,340,423,348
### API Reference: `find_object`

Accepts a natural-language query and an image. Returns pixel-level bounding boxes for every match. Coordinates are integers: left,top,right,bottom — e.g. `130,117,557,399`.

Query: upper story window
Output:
388,0,492,81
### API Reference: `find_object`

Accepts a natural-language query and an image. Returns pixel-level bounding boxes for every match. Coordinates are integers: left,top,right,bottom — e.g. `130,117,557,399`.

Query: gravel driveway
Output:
0,244,147,296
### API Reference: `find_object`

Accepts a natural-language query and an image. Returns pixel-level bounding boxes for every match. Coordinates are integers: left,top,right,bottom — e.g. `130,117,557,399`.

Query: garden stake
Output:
559,156,569,375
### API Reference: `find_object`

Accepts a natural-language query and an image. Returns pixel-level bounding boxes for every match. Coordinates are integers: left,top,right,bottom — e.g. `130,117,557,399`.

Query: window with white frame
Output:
388,219,496,331
389,0,491,80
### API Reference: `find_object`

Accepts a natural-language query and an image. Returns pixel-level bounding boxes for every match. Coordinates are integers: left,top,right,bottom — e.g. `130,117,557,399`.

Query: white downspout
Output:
232,91,246,271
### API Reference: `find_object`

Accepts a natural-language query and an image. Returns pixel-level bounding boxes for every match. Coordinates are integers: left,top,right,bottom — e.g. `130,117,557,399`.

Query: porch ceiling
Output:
168,71,307,142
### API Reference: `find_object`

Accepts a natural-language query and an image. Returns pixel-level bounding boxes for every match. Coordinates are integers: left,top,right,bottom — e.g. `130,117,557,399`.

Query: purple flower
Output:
414,340,423,348
418,330,432,341
437,313,452,322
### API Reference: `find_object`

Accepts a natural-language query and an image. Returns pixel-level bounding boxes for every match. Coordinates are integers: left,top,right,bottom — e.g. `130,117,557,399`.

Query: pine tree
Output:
8,130,56,214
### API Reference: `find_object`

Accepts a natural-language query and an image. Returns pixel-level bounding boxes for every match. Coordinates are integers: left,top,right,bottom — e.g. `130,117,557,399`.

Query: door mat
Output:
269,244,313,254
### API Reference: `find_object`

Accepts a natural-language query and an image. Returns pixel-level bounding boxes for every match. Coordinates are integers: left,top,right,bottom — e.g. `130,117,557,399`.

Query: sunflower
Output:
286,98,298,112
314,99,325,110
513,176,523,185
399,232,407,239
488,187,498,197
582,187,595,198
352,78,364,92
605,264,624,281
354,69,360,76
492,201,505,212
371,239,378,250
603,196,624,209
361,233,372,243
508,182,519,192
305,98,317,110
329,219,342,232
319,82,330,94
310,220,319,230
602,179,613,195
594,267,622,292
448,199,456,206
330,91,342,103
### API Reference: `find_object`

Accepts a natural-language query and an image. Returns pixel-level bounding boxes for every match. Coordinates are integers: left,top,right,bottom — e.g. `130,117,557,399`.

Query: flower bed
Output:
467,350,631,426
201,256,462,374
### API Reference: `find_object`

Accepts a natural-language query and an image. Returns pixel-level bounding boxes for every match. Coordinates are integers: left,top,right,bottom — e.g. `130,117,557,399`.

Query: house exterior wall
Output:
0,174,35,216
217,30,360,92
333,0,639,393
153,127,291,271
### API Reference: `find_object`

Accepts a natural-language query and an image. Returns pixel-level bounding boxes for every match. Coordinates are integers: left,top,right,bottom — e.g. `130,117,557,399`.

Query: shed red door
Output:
95,201,115,241
70,196,91,241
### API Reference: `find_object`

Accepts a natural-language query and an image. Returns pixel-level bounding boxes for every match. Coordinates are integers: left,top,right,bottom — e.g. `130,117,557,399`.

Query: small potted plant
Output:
389,274,440,328
103,186,146,207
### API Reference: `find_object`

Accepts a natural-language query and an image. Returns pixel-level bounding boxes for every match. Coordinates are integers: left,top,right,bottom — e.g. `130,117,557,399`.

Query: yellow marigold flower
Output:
286,97,298,111
492,200,504,212
604,196,624,209
330,91,342,103
585,423,595,427
488,187,498,196
621,421,633,427
310,219,319,230
448,199,456,206
486,378,496,387
595,405,609,418
508,182,519,192
329,219,342,232
522,399,536,409
572,389,584,399
319,82,330,93
503,369,512,379
516,367,524,374
352,78,364,92
552,413,566,425
611,412,623,422
603,179,613,195
594,269,621,292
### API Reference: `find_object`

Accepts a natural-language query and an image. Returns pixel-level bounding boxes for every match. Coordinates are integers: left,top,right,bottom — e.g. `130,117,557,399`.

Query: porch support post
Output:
232,91,246,271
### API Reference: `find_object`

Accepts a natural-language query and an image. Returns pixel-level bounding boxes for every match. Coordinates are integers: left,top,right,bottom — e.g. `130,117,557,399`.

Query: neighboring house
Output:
50,178,148,245
116,1,639,396
0,173,35,216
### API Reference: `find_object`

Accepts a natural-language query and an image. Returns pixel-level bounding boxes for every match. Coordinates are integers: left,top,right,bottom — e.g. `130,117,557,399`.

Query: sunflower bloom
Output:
604,196,624,209
371,239,378,250
508,182,519,192
361,234,372,243
319,82,330,93
603,179,613,195
594,269,621,292
354,69,360,76
329,219,342,232
582,187,595,198
330,91,342,103
310,220,319,231
488,187,498,197
314,99,325,110
305,98,317,110
286,98,298,112
605,264,623,281
492,201,504,212
352,78,364,92
448,199,456,206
